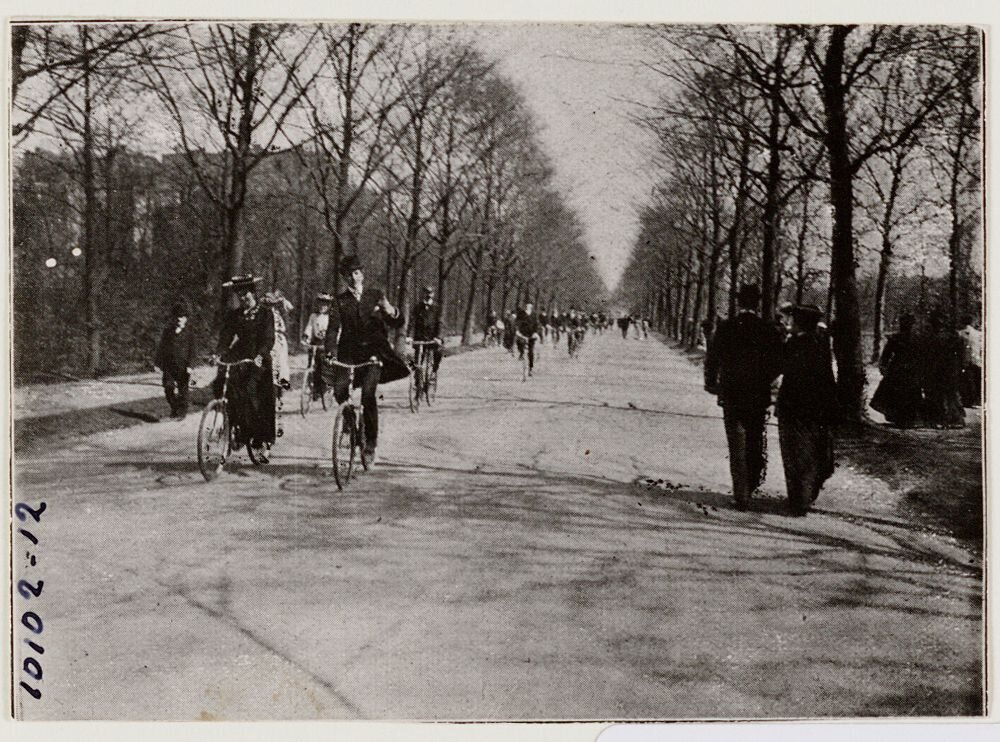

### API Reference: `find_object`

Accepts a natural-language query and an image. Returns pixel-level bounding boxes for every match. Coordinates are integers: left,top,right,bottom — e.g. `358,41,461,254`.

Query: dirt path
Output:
12,332,982,719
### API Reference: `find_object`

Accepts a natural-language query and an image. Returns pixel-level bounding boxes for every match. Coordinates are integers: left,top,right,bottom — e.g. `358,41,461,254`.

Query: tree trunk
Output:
821,25,866,421
80,27,101,376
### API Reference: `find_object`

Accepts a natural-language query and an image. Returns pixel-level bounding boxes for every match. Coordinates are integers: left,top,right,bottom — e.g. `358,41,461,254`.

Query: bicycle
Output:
300,344,333,416
197,358,258,481
330,357,382,490
515,331,539,382
408,339,440,412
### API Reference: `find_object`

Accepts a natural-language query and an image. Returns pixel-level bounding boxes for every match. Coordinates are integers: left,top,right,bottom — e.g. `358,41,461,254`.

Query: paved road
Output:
13,332,982,719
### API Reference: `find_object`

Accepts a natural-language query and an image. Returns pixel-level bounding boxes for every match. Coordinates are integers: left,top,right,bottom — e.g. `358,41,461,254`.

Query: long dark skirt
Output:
778,416,834,514
214,361,276,447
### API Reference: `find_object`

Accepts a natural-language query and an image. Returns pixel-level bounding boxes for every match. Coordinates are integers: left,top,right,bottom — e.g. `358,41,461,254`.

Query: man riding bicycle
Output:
515,302,542,376
323,255,408,462
409,285,443,374
213,274,276,463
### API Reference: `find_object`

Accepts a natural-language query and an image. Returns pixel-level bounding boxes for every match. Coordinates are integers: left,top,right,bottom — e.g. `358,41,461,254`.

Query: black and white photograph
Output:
7,6,988,725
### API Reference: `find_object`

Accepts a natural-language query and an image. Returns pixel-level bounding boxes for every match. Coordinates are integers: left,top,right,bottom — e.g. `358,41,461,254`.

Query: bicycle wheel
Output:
427,368,437,405
408,367,420,413
357,410,370,471
331,404,356,489
197,399,230,482
300,368,313,417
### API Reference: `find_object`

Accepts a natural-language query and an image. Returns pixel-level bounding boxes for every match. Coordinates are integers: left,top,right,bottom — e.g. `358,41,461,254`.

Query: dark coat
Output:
516,311,541,337
214,304,276,446
217,304,275,361
409,300,441,341
324,285,409,384
704,311,783,410
155,322,195,377
777,331,839,423
870,331,923,425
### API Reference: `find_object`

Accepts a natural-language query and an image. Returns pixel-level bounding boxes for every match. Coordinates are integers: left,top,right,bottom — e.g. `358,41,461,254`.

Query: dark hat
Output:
339,254,362,277
791,304,823,327
171,299,190,318
222,274,261,291
737,283,761,305
422,285,435,293
779,302,795,315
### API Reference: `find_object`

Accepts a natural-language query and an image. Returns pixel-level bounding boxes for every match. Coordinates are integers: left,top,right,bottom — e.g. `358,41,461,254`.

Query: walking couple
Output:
704,284,837,517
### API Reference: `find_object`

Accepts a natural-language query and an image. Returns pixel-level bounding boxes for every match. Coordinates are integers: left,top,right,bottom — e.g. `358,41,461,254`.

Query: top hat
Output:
791,304,823,328
737,283,761,305
171,299,190,318
339,254,362,277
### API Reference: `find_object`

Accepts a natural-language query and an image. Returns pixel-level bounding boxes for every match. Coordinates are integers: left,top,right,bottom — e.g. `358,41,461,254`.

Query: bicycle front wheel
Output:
332,404,357,489
408,368,420,413
300,368,313,417
197,399,230,482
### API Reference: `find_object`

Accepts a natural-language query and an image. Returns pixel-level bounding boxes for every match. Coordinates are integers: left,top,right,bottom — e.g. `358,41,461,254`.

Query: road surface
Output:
12,332,982,719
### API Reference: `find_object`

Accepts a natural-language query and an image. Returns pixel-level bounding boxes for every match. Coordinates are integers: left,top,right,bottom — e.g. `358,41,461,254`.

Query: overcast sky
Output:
469,24,668,291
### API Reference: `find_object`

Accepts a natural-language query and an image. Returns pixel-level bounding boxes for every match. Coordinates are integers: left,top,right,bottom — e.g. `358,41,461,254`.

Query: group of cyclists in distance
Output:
192,255,651,476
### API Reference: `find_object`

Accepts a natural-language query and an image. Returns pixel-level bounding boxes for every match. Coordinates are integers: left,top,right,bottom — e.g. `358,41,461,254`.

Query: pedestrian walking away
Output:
154,299,195,419
704,283,784,510
323,254,409,462
776,304,838,517
870,313,923,428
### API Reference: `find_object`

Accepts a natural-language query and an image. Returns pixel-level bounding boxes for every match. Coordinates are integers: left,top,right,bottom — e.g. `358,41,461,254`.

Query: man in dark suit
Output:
324,254,408,460
409,285,443,373
155,299,195,419
515,302,542,375
704,283,784,509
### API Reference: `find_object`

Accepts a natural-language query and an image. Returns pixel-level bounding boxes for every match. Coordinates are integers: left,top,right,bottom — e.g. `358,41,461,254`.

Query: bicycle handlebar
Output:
211,357,258,368
329,357,383,370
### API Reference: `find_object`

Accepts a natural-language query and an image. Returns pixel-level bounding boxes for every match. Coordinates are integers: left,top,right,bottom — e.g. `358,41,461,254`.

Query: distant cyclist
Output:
302,292,333,400
515,302,542,376
409,285,443,373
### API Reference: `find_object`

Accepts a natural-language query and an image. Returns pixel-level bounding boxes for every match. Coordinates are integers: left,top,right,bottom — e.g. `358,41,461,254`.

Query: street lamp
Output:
45,258,57,268
71,247,82,257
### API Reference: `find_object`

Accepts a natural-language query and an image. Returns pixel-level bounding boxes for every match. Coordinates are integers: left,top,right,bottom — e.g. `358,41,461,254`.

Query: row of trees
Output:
615,24,982,420
12,22,606,381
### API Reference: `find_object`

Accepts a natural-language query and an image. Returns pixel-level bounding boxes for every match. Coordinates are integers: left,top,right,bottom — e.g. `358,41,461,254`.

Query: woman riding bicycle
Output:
302,292,333,400
212,274,276,463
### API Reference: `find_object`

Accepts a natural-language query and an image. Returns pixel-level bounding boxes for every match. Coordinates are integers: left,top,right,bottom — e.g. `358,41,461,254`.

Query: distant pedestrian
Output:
618,314,631,339
154,299,195,419
922,310,965,428
870,314,922,428
776,304,838,517
641,317,650,339
704,284,784,509
958,314,982,407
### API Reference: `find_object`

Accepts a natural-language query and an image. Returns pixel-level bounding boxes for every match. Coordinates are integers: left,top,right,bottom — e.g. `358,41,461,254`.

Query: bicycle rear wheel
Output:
197,399,230,481
300,368,313,417
332,405,356,489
